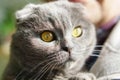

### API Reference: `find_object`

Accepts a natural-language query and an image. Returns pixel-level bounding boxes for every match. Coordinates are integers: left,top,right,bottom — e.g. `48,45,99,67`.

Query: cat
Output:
3,1,96,80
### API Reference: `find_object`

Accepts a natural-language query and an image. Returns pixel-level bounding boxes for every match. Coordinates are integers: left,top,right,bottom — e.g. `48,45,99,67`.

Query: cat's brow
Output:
48,17,56,27
47,17,64,37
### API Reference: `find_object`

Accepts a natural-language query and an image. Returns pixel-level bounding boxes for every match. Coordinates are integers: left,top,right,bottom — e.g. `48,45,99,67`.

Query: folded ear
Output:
15,4,38,23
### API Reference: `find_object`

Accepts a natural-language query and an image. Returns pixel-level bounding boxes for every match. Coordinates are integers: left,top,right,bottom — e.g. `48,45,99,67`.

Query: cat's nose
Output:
62,46,71,58
62,47,69,52
60,39,72,53
62,46,71,56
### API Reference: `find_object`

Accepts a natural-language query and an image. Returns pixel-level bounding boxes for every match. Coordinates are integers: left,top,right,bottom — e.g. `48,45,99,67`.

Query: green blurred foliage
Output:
0,9,15,40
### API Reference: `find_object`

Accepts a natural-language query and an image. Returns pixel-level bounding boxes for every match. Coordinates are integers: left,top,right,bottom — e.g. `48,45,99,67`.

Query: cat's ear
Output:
15,3,37,23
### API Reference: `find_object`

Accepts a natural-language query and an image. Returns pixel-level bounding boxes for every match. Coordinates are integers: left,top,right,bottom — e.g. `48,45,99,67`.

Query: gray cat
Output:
3,1,96,80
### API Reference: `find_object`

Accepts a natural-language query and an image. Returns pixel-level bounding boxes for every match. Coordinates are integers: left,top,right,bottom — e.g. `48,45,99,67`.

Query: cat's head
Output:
11,1,96,72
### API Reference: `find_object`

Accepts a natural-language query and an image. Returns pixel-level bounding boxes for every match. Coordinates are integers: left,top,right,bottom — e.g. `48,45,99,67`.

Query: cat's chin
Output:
63,59,85,75
65,60,75,68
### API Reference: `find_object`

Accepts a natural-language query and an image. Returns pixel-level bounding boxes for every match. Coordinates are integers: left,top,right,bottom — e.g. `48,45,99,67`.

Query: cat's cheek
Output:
69,49,83,60
71,53,84,61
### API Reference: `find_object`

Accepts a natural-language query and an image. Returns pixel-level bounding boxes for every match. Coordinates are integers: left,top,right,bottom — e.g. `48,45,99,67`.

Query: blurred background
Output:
0,0,45,79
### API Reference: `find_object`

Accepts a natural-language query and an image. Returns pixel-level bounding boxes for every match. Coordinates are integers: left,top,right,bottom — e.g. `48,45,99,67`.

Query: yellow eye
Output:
41,31,54,42
72,26,82,38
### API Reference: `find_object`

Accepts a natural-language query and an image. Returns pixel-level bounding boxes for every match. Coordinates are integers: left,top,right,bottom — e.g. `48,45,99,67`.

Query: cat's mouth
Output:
43,50,73,71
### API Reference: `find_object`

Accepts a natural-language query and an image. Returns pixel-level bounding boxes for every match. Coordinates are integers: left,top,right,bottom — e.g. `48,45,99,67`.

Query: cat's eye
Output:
40,31,54,42
72,26,83,38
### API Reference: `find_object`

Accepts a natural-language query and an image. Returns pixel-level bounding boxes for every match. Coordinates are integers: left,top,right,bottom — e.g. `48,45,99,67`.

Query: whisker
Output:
46,63,57,80
73,44,103,52
80,46,98,51
21,57,56,80
80,47,92,51
79,45,103,52
93,50,101,51
34,62,55,80
38,61,55,77
47,63,59,80
95,45,103,47
30,57,56,72
90,54,100,57
93,50,101,52
32,60,56,80
38,64,54,80
46,53,57,59
14,70,24,80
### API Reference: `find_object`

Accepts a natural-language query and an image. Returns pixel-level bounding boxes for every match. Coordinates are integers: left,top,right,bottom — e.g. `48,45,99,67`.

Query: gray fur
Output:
3,1,96,80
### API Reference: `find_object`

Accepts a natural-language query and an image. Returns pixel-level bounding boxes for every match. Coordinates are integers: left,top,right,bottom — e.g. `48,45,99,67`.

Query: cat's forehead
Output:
15,1,87,31
16,2,67,19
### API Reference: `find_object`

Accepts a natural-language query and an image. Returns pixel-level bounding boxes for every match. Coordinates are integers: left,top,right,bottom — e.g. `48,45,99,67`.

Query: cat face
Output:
11,1,96,72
